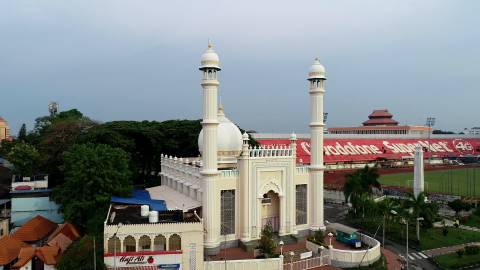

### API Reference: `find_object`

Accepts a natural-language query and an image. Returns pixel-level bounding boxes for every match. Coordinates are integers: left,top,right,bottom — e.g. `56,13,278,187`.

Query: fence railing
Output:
283,255,329,270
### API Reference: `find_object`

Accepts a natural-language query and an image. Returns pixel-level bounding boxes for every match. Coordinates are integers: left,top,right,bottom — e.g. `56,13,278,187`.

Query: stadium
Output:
253,109,480,198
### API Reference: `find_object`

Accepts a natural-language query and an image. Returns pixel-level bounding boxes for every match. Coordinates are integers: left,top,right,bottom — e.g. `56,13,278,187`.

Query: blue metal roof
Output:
111,190,167,211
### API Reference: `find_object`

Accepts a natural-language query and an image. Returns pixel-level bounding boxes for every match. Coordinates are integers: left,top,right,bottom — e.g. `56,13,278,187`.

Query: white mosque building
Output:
159,43,327,255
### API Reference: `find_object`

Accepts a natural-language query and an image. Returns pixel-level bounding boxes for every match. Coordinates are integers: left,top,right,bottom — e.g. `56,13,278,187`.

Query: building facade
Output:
160,44,326,255
328,109,432,135
0,117,11,142
103,205,203,270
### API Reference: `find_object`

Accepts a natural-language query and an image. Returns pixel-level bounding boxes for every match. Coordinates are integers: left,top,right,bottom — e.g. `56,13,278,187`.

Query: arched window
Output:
138,235,151,251
168,234,181,251
123,236,136,252
107,236,121,253
153,235,167,251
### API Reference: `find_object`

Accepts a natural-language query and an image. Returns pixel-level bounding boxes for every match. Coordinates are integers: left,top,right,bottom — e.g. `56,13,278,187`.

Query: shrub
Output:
465,245,480,255
457,248,465,258
443,227,449,236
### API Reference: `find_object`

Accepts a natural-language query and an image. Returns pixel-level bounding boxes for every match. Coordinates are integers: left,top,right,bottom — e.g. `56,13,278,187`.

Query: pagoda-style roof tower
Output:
362,109,399,126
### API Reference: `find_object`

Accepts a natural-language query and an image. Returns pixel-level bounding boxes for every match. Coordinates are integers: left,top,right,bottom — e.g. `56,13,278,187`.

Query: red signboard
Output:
257,138,480,164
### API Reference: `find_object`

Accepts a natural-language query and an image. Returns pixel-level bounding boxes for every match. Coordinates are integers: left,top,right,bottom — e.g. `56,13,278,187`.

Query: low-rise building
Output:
104,204,204,270
10,175,63,227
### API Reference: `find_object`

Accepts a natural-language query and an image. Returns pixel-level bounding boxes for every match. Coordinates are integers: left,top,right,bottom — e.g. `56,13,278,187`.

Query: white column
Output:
308,59,326,231
200,44,221,253
239,133,250,242
413,145,424,198
279,195,286,235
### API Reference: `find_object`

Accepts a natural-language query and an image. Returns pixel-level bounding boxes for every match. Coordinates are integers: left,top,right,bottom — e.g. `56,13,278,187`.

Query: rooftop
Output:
0,236,28,265
111,189,167,212
107,204,200,226
12,215,58,242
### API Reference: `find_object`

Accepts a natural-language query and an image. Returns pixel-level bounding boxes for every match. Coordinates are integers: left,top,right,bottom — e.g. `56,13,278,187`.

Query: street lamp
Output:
319,245,325,259
327,232,334,247
416,217,424,242
279,240,284,256
113,223,123,270
289,251,295,270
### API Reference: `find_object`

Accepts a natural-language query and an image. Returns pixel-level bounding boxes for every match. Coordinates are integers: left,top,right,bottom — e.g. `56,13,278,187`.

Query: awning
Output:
147,185,202,212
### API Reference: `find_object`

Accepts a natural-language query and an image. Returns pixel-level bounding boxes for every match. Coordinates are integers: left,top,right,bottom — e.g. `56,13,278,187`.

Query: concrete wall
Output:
329,234,381,268
205,257,283,270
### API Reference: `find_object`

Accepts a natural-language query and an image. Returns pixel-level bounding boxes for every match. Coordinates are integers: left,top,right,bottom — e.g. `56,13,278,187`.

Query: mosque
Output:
159,43,326,255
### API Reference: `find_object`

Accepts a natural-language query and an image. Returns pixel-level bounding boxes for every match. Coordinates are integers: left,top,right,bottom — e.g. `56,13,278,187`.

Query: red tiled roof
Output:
11,247,35,269
11,246,61,269
36,246,61,265
47,223,80,252
12,215,58,242
0,236,29,265
362,118,399,126
368,109,393,118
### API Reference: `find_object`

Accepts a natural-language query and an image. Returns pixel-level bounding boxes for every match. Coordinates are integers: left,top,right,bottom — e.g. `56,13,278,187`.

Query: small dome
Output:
198,105,243,164
199,42,221,70
308,58,326,80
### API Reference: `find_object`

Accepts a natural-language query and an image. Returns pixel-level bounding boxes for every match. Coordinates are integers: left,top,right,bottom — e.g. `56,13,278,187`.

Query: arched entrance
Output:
261,190,280,232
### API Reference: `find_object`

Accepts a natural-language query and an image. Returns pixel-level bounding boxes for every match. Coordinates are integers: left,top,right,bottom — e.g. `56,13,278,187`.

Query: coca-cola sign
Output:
258,138,480,164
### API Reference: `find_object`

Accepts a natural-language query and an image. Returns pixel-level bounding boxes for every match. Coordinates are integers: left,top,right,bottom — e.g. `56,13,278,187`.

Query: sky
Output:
1,0,479,135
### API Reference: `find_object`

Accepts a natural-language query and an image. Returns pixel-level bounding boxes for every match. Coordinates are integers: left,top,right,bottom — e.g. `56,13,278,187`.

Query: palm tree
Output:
378,198,399,246
406,192,428,241
343,165,382,204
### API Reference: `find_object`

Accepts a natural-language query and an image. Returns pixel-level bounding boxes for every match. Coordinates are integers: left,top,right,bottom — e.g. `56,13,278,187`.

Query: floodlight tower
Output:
426,117,436,163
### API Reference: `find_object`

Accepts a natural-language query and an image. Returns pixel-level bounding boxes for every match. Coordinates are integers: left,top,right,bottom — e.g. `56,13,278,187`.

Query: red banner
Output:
257,138,480,164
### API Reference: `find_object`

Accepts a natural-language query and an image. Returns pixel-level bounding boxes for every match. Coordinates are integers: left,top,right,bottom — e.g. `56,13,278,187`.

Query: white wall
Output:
204,258,283,270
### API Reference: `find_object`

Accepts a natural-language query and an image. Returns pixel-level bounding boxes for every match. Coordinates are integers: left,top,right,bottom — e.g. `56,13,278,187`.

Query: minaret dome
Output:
200,41,221,70
308,58,326,80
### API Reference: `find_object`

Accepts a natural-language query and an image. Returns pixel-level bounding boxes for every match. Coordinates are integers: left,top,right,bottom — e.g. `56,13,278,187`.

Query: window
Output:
139,235,151,251
123,236,136,252
154,235,167,251
221,190,235,235
108,236,121,253
169,234,181,250
296,184,307,225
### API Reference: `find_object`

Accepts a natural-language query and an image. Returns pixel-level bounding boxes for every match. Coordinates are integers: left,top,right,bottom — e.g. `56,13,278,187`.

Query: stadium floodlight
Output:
426,117,436,128
323,112,328,124
425,117,436,163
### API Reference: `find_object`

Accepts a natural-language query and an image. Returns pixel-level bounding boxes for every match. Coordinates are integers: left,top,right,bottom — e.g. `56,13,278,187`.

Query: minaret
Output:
199,42,221,254
413,145,424,198
239,132,250,242
308,58,326,231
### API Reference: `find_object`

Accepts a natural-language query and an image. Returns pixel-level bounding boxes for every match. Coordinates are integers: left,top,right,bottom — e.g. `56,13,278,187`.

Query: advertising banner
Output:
257,138,480,164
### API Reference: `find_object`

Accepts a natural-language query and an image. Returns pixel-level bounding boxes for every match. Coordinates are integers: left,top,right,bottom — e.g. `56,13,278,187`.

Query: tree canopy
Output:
7,142,40,176
56,235,106,270
52,143,132,234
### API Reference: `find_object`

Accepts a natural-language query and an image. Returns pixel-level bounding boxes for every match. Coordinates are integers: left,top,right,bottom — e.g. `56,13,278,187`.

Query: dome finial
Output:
208,39,213,49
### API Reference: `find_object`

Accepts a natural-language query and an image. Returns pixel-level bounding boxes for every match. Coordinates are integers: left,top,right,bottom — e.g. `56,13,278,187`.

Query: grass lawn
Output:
379,167,480,197
420,227,480,250
434,252,480,270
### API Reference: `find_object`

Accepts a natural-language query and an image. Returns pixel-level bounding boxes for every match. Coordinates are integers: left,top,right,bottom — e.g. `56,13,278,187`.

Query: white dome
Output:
198,105,243,164
308,58,326,80
200,42,221,70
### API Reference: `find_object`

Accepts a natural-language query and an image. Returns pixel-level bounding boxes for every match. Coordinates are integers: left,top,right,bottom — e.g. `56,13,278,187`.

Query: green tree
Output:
448,199,472,216
52,143,132,233
56,235,106,270
258,223,277,258
17,124,27,141
7,142,40,176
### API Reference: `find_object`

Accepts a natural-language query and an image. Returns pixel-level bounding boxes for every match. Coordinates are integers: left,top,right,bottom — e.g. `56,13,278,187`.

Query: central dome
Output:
198,105,243,165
